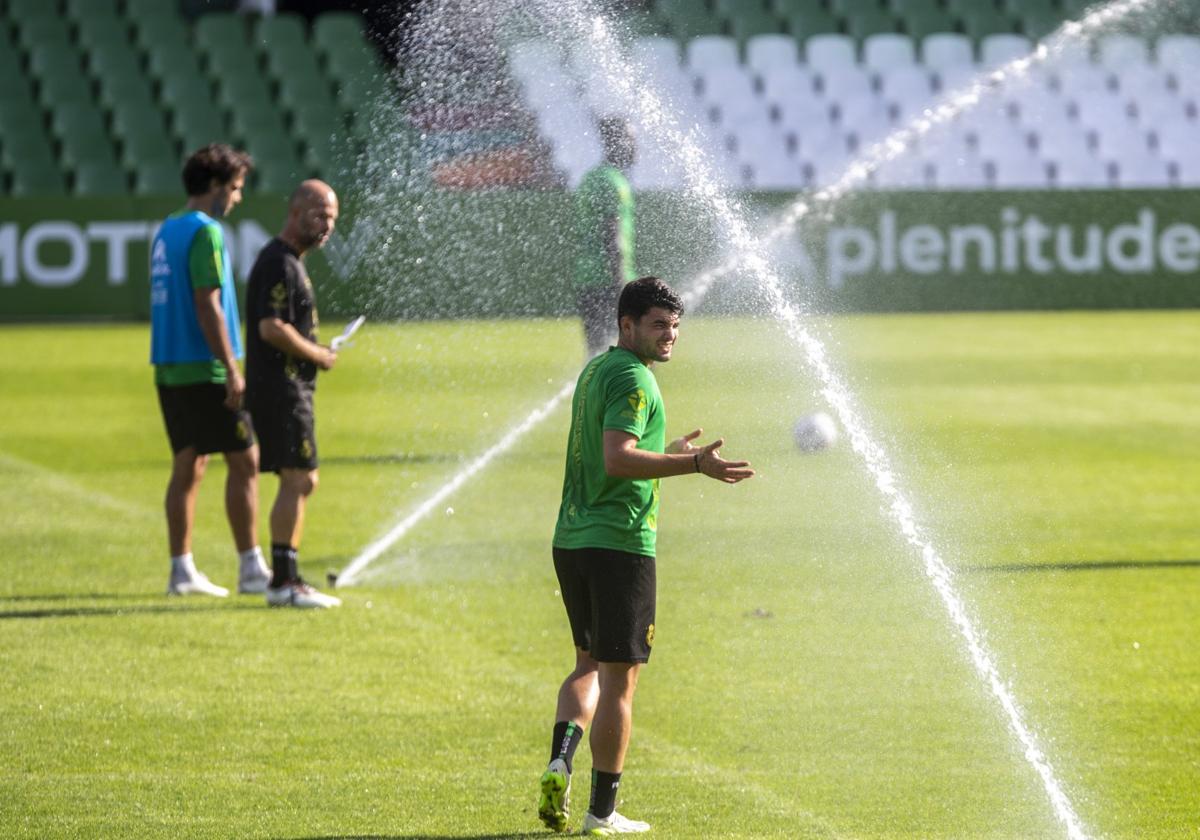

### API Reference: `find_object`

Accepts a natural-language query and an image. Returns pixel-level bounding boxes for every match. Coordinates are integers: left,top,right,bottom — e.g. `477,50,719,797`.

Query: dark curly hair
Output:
181,144,254,196
617,276,684,323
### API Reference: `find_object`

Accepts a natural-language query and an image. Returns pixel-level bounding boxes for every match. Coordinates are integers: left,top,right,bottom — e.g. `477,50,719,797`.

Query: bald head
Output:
282,179,339,255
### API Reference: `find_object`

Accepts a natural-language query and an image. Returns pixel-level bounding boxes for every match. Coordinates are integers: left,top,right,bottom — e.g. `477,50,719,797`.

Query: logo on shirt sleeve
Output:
270,283,287,316
620,388,647,422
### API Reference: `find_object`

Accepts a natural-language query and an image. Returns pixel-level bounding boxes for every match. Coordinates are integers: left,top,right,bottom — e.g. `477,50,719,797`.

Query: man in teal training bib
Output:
150,143,270,599
537,277,755,835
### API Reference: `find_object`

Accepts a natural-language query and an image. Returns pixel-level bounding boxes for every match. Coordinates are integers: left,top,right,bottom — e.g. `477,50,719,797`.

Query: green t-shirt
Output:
574,164,636,288
553,347,665,557
154,213,230,387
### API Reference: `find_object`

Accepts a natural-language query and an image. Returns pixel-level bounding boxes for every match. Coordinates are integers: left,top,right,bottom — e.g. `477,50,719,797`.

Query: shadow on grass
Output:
288,835,549,839
320,452,461,466
0,593,154,602
0,602,263,620
965,559,1200,574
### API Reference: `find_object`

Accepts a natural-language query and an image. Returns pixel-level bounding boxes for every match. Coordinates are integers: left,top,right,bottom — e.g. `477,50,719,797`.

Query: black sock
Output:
589,769,621,819
549,720,584,774
270,543,298,587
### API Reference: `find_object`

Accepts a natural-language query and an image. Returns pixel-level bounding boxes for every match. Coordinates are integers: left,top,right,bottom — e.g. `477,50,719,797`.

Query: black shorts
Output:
577,282,621,356
248,387,317,473
157,383,256,456
553,546,656,664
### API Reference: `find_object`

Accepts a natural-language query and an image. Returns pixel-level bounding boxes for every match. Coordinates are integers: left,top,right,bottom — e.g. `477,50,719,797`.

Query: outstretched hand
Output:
686,433,755,484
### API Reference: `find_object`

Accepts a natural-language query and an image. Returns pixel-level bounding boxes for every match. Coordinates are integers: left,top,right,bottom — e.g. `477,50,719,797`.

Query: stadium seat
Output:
760,64,817,105
1157,34,1200,75
253,13,308,54
63,0,120,21
980,34,1032,69
806,34,858,70
135,14,191,55
929,154,987,189
830,0,884,16
729,9,782,43
771,0,825,15
75,15,131,56
901,14,951,42
746,34,800,71
687,36,740,70
961,9,1017,40
99,75,159,116
1098,34,1150,67
133,161,182,196
1022,9,1063,41
1112,156,1171,188
15,15,73,52
848,11,899,41
863,33,916,68
73,161,129,195
785,10,840,40
9,162,68,196
987,152,1047,188
1049,155,1111,187
922,33,975,68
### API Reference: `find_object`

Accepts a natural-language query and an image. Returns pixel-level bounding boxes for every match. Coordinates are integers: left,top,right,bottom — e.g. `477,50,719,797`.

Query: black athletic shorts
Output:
157,383,256,456
578,282,621,357
553,546,657,664
248,386,317,473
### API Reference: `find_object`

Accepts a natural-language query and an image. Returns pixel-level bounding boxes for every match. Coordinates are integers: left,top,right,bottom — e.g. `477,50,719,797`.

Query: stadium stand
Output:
509,1,1200,191
0,0,392,195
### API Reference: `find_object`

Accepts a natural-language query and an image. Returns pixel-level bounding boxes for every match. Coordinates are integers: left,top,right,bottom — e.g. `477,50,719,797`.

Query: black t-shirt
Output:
245,237,320,394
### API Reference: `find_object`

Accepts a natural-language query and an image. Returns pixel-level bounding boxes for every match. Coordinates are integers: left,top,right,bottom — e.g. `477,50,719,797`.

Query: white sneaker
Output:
237,561,271,594
166,571,229,598
265,578,341,609
582,811,650,835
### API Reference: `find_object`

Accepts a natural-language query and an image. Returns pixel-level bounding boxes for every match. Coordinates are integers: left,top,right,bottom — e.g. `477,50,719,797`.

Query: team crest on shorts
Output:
236,420,249,441
645,623,655,648
301,438,313,459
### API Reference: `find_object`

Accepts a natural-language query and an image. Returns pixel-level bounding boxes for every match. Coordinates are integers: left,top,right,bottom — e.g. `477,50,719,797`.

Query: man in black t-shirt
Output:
245,180,342,609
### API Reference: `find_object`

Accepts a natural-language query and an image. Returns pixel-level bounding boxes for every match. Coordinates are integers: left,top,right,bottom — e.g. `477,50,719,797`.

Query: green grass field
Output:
1,312,1197,839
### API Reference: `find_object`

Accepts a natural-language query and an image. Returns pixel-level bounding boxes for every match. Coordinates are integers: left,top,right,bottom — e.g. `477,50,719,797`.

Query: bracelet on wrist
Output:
693,452,701,473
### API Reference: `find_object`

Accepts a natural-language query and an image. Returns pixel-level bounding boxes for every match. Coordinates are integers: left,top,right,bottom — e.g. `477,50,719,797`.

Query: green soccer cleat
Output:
538,758,571,832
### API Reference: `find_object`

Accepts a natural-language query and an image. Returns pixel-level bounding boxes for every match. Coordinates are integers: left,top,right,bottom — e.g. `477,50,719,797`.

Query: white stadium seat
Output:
687,35,739,70
819,66,874,101
760,64,817,104
987,153,1049,188
922,34,974,70
1033,123,1091,159
746,34,799,72
1093,121,1151,160
862,33,916,70
878,65,934,105
1111,155,1171,188
1049,155,1112,188
633,36,682,70
1157,34,1200,77
935,63,979,96
805,34,857,72
929,154,987,189
1071,91,1130,129
979,34,1033,70
1097,34,1150,68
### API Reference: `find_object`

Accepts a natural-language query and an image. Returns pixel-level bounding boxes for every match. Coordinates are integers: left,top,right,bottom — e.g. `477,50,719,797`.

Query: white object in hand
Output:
331,315,366,351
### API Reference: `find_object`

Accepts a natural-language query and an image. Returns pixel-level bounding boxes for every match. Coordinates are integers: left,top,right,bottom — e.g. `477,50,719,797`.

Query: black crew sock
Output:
270,543,299,587
549,720,584,774
589,769,621,819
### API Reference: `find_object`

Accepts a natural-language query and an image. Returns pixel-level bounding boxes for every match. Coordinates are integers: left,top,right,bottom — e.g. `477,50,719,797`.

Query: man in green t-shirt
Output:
150,144,270,598
537,277,754,835
575,117,637,358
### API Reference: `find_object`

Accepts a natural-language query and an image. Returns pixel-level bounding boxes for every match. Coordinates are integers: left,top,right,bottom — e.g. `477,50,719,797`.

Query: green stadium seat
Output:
901,12,953,40
174,110,235,159
37,72,95,109
73,162,129,196
7,0,56,21
848,10,900,39
889,0,942,17
64,0,121,22
830,0,885,15
252,13,308,55
961,9,1017,39
126,0,181,18
121,131,179,172
230,107,289,146
147,46,205,84
623,8,667,37
217,75,274,115
89,42,146,84
59,133,121,173
1001,0,1057,15
312,11,368,58
264,40,322,83
277,71,338,117
333,70,389,114
714,0,766,16
770,0,825,15
729,9,782,42
785,9,841,39
135,15,191,55
0,71,36,103
75,14,131,55
99,75,159,116
160,75,218,111
49,102,108,144
9,163,68,196
0,97,43,136
1022,9,1064,40
133,161,182,195
292,106,344,146
110,102,167,144
195,13,247,56
16,17,72,53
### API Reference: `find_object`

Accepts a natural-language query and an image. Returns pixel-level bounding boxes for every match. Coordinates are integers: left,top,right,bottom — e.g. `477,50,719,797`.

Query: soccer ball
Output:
793,412,838,452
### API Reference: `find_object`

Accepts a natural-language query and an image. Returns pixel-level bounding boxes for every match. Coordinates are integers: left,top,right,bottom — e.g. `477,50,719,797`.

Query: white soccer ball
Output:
793,412,838,452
